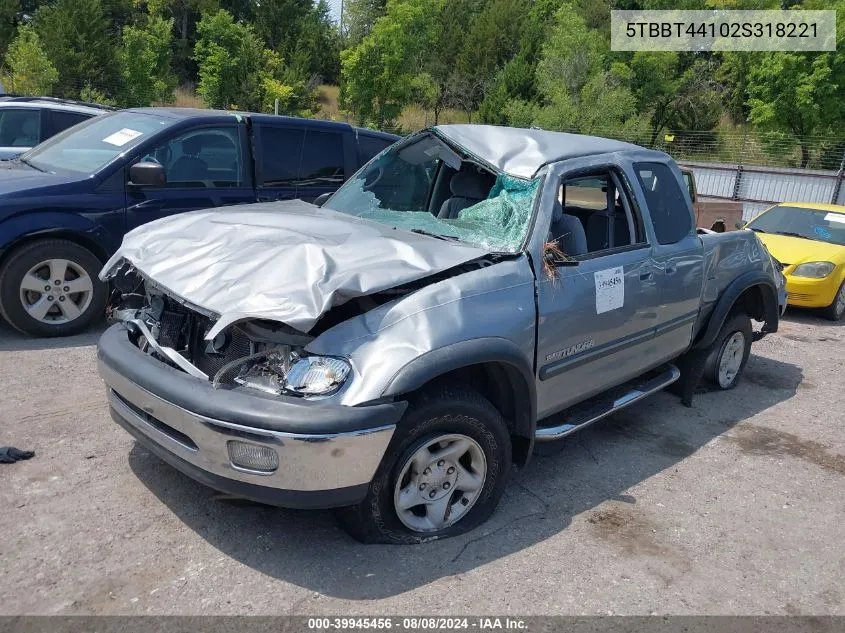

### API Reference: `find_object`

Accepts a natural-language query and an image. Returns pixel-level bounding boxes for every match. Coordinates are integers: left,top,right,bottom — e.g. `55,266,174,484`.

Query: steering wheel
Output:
363,164,385,190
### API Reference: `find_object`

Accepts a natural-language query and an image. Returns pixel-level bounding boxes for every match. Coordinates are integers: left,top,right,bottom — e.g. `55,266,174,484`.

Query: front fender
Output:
0,211,119,262
382,337,537,439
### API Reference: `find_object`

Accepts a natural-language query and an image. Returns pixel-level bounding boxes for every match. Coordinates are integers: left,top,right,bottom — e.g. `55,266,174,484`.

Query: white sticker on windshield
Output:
102,128,143,147
595,266,624,314
824,212,845,224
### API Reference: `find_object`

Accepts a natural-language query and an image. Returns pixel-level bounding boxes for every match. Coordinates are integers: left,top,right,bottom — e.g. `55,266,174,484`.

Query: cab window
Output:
635,162,693,245
552,169,645,258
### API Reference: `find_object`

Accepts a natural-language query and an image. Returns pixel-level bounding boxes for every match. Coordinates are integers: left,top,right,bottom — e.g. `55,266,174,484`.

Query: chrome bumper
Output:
100,357,395,502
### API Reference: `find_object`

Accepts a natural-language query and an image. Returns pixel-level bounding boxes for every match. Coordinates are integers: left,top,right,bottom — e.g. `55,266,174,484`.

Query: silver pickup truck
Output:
97,125,785,543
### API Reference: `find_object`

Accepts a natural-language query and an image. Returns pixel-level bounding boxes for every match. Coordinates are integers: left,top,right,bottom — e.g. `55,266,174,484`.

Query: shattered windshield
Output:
323,133,539,253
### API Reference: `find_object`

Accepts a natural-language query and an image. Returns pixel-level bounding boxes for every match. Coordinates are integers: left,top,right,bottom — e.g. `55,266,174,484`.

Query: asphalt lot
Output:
0,311,843,616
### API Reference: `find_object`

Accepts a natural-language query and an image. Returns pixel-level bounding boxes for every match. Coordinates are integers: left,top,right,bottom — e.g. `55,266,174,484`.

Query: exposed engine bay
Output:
110,255,501,399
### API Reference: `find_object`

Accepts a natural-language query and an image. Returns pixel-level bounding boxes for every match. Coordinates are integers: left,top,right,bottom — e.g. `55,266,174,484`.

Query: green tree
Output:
343,0,386,46
117,15,177,107
194,9,265,109
340,0,442,127
3,24,58,95
451,0,531,116
33,0,118,99
194,9,312,113
526,4,645,135
747,53,841,167
0,0,20,61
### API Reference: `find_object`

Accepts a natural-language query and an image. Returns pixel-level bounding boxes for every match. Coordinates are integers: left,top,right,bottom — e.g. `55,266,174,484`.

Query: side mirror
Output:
736,220,747,230
313,192,331,208
129,161,166,187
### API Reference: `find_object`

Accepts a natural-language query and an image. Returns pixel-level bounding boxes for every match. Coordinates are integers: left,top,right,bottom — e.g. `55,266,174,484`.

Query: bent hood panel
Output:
101,200,487,338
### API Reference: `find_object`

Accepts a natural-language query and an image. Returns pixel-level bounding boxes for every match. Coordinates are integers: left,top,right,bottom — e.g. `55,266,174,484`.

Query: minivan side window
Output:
259,126,304,187
0,108,41,147
358,134,392,165
300,130,345,187
49,110,91,138
142,126,243,187
634,162,693,245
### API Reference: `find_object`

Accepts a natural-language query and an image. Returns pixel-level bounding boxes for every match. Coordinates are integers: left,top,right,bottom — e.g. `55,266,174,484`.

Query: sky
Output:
327,0,342,22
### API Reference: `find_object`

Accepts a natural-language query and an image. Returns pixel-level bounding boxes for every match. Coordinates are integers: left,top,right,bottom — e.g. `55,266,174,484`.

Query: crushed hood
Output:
101,200,487,339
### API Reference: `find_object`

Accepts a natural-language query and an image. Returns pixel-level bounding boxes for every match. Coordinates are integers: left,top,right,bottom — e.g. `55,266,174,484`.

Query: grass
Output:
165,87,206,109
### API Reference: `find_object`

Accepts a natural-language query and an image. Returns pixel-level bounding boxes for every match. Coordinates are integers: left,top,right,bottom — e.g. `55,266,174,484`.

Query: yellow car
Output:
745,202,845,320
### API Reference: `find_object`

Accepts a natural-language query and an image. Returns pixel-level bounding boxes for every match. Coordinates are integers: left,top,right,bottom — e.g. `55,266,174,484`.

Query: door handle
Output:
639,272,654,281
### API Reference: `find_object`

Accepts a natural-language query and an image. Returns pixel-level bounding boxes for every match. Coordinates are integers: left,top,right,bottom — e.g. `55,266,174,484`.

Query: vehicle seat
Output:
438,169,493,219
549,201,588,257
169,135,210,183
12,116,39,147
586,210,631,251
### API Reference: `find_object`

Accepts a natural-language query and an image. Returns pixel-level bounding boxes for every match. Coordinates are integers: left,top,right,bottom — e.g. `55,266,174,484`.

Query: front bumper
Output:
98,324,405,509
785,274,840,308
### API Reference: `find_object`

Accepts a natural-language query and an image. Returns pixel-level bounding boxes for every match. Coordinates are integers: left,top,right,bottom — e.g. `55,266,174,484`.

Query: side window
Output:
358,134,393,165
635,162,693,245
0,108,41,147
49,110,91,139
258,126,304,187
142,127,242,187
552,170,644,258
300,130,345,187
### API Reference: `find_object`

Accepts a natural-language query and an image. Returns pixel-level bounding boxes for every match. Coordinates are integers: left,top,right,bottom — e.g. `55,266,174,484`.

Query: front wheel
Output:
703,312,753,390
0,239,107,337
821,281,845,321
338,385,511,544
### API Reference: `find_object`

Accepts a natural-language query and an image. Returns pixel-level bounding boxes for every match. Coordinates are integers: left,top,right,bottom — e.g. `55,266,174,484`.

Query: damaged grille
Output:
190,326,252,377
131,297,255,380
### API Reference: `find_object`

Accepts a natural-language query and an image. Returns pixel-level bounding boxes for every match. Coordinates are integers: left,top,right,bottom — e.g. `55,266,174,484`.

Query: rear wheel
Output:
0,239,107,337
821,281,845,321
703,312,752,390
338,384,511,544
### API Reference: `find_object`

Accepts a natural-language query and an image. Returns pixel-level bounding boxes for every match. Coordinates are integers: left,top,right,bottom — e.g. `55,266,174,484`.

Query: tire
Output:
0,239,107,337
338,384,511,544
821,281,845,321
703,312,753,390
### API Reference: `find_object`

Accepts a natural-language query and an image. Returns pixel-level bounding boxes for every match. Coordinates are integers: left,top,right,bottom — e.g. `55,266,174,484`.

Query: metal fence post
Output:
732,127,747,201
831,146,845,205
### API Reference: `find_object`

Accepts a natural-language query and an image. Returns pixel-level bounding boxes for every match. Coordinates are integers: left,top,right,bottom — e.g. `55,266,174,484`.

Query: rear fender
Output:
693,270,779,349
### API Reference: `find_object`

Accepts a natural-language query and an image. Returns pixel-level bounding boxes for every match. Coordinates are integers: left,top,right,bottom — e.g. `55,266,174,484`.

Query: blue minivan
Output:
0,108,398,337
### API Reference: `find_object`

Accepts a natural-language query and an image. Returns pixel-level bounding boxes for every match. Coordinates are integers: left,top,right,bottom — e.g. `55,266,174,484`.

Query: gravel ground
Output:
0,311,843,616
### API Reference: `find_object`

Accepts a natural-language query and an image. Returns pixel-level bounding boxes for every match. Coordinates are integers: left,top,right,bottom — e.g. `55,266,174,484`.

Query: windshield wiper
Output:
407,228,460,242
772,231,816,240
16,156,44,172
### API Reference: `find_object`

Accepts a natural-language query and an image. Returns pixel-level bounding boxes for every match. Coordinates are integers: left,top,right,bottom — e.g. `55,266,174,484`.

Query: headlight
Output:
285,356,351,395
791,261,835,278
233,349,351,397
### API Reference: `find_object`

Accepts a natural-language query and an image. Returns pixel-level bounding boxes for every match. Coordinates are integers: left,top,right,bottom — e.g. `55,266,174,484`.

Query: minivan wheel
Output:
338,385,511,544
0,239,107,337
703,312,752,390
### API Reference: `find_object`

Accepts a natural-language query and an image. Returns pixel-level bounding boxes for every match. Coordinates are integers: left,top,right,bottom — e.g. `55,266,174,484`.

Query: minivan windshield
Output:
21,111,176,174
324,133,540,253
747,205,845,246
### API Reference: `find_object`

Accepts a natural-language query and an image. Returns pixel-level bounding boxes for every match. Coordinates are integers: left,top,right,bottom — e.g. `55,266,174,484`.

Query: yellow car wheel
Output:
822,281,845,321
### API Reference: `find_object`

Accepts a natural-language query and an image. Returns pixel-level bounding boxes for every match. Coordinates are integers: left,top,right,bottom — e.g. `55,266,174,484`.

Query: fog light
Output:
227,441,279,473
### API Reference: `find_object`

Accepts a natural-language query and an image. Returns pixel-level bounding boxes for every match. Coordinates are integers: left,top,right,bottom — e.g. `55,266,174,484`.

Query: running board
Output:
535,364,681,442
